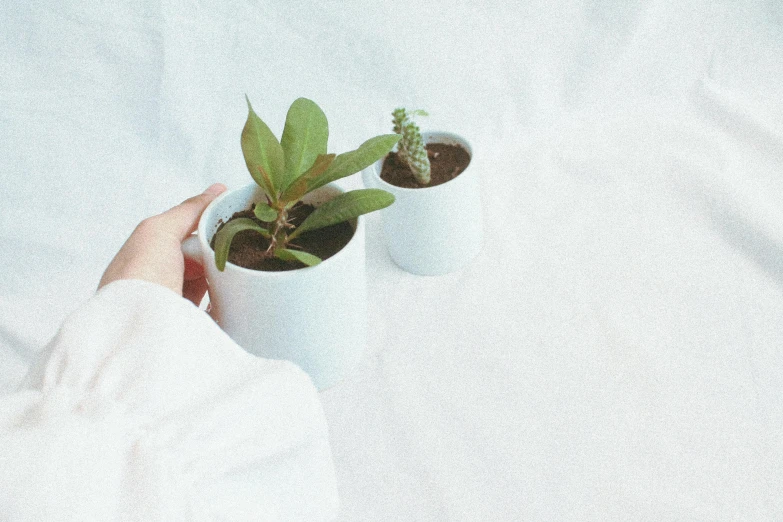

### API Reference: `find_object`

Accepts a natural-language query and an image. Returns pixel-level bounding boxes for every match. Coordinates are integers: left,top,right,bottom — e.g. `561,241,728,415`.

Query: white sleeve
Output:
0,279,338,522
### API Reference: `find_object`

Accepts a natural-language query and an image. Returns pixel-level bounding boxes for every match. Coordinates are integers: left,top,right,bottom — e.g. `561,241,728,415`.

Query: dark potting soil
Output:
380,143,471,189
210,202,354,272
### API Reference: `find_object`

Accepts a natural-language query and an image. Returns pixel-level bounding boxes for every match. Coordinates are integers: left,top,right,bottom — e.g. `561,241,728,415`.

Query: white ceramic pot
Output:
362,131,482,276
182,183,367,390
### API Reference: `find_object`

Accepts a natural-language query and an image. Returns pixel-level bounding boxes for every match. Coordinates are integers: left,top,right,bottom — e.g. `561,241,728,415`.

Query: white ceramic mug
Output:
182,183,367,390
362,131,482,276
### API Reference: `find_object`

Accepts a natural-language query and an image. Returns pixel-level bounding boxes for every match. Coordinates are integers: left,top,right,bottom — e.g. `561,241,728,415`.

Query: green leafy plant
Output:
392,108,430,185
213,97,400,271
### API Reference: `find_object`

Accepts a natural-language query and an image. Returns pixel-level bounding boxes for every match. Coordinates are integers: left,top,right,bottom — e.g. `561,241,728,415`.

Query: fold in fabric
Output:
0,279,338,521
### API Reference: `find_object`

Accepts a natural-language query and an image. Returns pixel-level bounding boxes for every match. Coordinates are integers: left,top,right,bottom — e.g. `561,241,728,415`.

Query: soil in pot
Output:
380,143,471,189
210,202,355,272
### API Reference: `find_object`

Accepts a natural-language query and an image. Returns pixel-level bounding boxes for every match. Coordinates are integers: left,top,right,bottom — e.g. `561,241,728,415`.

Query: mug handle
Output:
181,234,203,265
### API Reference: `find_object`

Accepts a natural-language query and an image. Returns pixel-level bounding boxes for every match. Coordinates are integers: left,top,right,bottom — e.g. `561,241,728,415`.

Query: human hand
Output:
98,184,227,305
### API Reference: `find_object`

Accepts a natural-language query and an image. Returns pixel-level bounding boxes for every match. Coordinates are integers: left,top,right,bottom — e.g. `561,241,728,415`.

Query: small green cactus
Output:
392,108,431,185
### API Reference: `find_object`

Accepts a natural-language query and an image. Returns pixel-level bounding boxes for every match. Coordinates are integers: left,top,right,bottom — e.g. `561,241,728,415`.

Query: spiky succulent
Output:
213,97,400,271
392,108,430,185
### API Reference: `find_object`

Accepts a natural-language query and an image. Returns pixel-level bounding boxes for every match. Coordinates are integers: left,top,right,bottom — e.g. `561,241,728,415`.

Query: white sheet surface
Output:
2,1,782,519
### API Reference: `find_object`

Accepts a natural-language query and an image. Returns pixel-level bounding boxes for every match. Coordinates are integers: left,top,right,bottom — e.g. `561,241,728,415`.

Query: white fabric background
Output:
1,0,782,519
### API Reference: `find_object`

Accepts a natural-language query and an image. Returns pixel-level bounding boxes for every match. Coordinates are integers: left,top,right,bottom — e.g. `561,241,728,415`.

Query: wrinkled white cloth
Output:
0,279,338,521
2,1,783,519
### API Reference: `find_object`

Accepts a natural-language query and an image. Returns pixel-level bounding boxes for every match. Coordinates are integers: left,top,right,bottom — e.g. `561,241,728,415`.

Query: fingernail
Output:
203,183,225,196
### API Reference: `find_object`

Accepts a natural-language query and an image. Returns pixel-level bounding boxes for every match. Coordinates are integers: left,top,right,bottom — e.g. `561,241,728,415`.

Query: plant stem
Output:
265,208,290,256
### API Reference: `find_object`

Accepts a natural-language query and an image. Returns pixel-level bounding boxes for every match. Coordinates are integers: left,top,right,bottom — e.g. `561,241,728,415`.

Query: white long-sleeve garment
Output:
0,279,338,521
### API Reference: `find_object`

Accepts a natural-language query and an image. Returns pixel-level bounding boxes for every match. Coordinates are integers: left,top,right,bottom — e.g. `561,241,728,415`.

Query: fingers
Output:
183,256,205,281
156,183,227,241
98,183,228,295
183,249,208,305
183,276,209,306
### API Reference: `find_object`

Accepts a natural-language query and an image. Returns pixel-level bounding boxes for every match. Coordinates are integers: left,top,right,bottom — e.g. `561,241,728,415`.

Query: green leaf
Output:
242,96,285,200
289,189,395,239
280,98,328,191
275,248,322,267
213,218,271,271
253,165,277,201
253,202,278,222
308,134,400,192
280,153,335,205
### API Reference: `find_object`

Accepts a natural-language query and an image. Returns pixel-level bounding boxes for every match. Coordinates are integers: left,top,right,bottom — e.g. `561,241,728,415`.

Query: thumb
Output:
157,184,227,241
